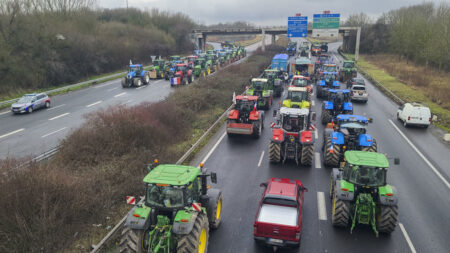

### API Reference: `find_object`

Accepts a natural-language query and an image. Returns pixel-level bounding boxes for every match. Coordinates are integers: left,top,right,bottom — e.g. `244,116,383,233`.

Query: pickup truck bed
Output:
257,204,298,226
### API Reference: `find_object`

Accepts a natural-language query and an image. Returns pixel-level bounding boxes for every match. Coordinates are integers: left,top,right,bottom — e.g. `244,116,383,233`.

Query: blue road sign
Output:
287,16,308,38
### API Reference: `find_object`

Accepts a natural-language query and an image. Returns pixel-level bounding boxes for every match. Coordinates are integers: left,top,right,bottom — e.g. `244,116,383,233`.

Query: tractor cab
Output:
291,75,311,91
340,151,389,188
153,60,165,68
187,55,198,64
282,87,310,109
319,72,339,87
170,55,181,62
246,78,273,110
194,58,206,68
332,114,374,151
340,60,357,82
326,89,352,112
234,95,258,121
174,64,188,77
343,61,354,69
278,107,310,133
294,57,313,77
323,64,338,73
128,64,143,73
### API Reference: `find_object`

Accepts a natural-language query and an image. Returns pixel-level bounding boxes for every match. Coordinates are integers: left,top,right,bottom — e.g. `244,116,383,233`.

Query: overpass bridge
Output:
191,26,361,60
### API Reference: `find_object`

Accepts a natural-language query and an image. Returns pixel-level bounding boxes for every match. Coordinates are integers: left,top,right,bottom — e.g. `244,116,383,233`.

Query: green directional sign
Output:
313,14,340,29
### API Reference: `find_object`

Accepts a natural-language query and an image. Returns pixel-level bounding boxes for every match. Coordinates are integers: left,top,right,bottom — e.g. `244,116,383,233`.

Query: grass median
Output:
0,45,281,252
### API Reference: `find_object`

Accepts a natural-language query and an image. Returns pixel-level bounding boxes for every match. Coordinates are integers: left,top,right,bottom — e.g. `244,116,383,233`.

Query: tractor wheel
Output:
206,189,223,229
269,141,281,163
191,75,195,83
300,144,314,166
119,227,148,253
160,72,164,79
329,172,335,201
331,192,350,228
143,74,150,85
121,78,127,88
203,71,206,77
207,68,211,75
133,78,142,87
177,213,209,253
324,139,340,167
185,78,189,85
377,205,398,234
361,138,377,152
253,121,262,139
321,109,331,125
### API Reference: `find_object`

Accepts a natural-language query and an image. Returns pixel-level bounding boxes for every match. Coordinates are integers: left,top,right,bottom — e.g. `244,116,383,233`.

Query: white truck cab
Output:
397,102,431,128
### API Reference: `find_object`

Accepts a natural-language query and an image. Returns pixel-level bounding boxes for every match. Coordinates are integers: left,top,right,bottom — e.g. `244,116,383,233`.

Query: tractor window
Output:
129,66,140,72
292,79,307,87
178,66,186,72
282,115,304,132
252,81,266,90
323,66,337,72
146,185,185,208
289,91,308,102
324,74,336,80
348,166,386,187
186,180,199,204
343,62,354,68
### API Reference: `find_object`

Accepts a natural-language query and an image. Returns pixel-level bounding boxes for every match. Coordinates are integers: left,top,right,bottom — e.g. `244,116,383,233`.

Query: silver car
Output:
350,85,368,103
11,93,51,114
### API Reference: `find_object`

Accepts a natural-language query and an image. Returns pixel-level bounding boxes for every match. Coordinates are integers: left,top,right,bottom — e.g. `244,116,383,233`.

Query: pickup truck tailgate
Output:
255,204,298,239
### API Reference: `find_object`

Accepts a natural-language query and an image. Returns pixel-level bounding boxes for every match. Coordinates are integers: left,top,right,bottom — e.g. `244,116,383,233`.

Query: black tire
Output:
119,227,147,253
177,213,209,253
253,121,262,139
377,205,398,234
269,141,281,163
324,139,340,167
207,189,223,229
133,78,142,87
121,78,127,88
329,172,335,201
300,144,314,166
321,108,331,125
45,101,50,108
143,74,150,85
331,193,350,227
361,139,377,152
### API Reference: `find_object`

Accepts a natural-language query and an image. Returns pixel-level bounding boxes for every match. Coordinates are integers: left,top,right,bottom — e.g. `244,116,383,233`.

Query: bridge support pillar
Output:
271,34,276,45
355,27,361,62
261,28,266,52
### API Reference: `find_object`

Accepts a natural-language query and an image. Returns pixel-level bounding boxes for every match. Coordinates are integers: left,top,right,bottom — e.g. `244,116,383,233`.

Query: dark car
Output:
346,77,365,89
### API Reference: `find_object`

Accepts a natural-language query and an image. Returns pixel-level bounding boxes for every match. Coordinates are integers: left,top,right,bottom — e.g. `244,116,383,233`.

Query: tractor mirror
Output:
273,110,277,117
260,182,268,188
146,164,153,172
311,112,317,121
368,118,373,123
302,187,308,192
210,172,217,184
394,158,400,165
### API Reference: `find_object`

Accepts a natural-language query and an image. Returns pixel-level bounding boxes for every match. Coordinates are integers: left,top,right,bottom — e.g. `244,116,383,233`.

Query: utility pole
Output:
126,0,128,10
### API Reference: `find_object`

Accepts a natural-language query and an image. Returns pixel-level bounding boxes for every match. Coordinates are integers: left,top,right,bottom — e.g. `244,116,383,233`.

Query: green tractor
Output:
193,58,209,78
206,53,219,73
149,59,167,79
246,78,273,110
339,60,357,82
330,151,400,237
119,162,223,253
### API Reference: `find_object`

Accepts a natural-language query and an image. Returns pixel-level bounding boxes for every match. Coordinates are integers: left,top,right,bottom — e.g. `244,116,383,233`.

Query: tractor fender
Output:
124,206,152,230
300,130,315,144
228,109,239,120
172,210,200,235
272,128,284,143
332,81,340,87
343,102,353,111
358,134,374,147
335,180,354,201
323,101,334,110
249,110,261,121
282,99,291,108
330,131,345,145
140,70,147,77
378,185,398,206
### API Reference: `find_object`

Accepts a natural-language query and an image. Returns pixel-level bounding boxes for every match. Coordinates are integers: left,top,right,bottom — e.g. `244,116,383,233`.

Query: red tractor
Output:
226,95,265,138
170,63,194,86
269,107,316,166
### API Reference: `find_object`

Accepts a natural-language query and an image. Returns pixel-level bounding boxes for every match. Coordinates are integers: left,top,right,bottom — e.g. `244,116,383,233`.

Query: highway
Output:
189,40,450,252
0,38,270,159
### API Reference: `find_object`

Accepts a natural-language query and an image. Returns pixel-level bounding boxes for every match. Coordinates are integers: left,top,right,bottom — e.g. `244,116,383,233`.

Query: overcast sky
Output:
97,0,449,26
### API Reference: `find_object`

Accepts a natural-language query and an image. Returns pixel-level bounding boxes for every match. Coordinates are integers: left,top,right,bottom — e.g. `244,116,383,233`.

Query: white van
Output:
397,102,431,128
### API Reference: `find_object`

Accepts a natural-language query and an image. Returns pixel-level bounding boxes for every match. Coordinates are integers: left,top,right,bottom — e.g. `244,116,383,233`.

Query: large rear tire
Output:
207,189,223,229
377,205,398,234
269,141,281,163
361,138,377,152
321,109,331,125
119,227,147,253
121,78,127,88
324,139,340,167
143,74,150,85
300,144,314,166
331,193,350,228
133,78,142,87
177,213,209,253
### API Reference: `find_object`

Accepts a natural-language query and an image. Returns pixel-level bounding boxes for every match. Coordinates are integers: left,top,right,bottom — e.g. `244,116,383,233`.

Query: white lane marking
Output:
317,192,327,221
136,86,146,90
388,119,450,190
48,112,70,121
94,82,115,89
314,130,318,139
311,100,315,107
257,151,265,167
114,92,126,98
201,131,227,164
315,152,321,169
0,111,10,115
0,128,25,139
46,104,66,111
41,127,67,138
86,100,102,108
399,223,417,253
107,87,119,92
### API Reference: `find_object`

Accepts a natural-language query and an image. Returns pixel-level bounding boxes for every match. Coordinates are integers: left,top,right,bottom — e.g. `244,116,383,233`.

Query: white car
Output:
350,85,368,102
397,102,431,128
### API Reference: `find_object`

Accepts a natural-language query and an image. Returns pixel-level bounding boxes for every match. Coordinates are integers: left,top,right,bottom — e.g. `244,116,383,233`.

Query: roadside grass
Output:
235,35,262,47
0,46,280,252
343,53,450,131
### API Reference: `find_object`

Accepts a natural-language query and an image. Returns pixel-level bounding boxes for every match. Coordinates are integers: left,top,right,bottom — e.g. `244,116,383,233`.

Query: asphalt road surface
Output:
0,37,271,159
190,39,450,253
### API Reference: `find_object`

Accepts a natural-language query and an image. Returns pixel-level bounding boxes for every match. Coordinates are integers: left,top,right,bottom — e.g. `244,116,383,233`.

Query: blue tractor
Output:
316,72,340,98
323,114,377,166
121,64,150,88
321,89,353,124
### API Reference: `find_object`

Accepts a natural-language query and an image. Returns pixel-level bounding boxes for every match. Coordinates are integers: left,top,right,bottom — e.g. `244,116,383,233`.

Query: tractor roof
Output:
344,151,390,168
143,164,201,186
273,54,289,60
235,95,258,101
130,64,142,67
176,63,187,67
288,87,308,92
329,89,350,94
336,114,369,123
252,78,268,82
279,107,309,116
343,60,354,63
292,75,309,80
295,57,311,65
323,71,338,75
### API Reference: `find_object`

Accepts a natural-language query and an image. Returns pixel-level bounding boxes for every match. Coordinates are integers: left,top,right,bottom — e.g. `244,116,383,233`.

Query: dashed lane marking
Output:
0,128,24,139
317,192,327,221
41,127,67,138
86,101,102,108
257,151,265,167
46,104,66,111
201,131,227,164
315,152,321,169
114,92,126,98
399,223,417,253
48,112,70,121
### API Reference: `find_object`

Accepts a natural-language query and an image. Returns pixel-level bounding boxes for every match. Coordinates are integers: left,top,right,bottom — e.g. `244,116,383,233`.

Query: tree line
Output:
343,2,450,71
0,0,195,96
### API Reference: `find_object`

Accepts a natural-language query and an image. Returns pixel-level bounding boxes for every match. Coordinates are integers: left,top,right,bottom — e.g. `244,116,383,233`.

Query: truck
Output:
271,54,289,72
293,57,314,79
119,161,223,253
254,178,307,251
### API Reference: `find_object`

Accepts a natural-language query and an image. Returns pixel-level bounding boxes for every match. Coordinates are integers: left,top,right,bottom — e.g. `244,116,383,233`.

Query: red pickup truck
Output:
253,178,307,250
